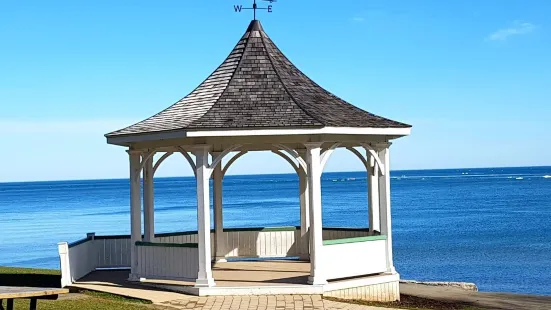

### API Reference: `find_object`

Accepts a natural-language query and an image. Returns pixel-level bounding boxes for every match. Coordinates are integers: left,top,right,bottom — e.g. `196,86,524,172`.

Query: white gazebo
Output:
58,20,411,301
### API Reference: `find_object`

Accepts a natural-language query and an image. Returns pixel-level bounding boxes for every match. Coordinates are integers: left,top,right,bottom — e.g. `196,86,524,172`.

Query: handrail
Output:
136,241,198,248
323,235,386,246
68,226,371,244
68,237,91,248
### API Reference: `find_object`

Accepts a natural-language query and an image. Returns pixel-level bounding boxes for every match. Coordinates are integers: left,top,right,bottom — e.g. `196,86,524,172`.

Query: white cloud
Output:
352,17,365,23
488,21,536,41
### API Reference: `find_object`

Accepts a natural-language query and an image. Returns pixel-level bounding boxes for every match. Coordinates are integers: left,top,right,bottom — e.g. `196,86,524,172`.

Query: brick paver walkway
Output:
160,295,394,310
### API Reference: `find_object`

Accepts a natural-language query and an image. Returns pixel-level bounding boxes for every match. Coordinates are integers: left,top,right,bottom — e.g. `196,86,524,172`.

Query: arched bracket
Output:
222,150,248,177
153,152,174,174
209,145,243,173
346,147,369,170
176,146,197,176
149,149,197,178
273,144,307,170
139,150,157,172
271,149,300,174
360,143,385,176
320,142,341,170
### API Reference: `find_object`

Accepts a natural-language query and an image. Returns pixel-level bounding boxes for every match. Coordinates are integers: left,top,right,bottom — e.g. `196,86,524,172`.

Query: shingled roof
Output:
107,20,410,138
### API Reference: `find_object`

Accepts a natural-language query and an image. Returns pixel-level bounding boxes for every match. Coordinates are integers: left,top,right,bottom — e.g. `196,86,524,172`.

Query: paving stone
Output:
158,295,397,310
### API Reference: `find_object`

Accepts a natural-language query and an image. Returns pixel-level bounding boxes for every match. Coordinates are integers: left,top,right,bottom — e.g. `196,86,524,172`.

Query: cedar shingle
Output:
107,20,410,137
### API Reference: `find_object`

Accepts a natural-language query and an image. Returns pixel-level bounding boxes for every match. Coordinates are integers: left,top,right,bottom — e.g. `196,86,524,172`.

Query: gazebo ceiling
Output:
106,20,410,144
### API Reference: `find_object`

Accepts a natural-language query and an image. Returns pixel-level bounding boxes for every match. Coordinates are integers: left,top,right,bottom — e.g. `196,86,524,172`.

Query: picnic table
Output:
0,286,68,310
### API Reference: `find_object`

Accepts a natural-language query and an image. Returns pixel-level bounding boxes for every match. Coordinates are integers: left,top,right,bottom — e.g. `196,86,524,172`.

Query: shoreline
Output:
1,165,550,184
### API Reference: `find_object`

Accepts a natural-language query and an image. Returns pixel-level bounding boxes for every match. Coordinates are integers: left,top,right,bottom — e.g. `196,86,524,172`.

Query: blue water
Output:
1,167,550,295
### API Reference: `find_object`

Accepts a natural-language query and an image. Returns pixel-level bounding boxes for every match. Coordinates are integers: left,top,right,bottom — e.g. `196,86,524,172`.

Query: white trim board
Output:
107,127,411,145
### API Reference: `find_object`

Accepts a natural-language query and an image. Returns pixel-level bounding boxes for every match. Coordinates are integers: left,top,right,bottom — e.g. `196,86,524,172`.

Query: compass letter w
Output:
234,5,243,12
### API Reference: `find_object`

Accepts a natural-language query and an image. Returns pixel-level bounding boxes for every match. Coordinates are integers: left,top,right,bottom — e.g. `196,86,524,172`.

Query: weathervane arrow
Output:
234,0,276,20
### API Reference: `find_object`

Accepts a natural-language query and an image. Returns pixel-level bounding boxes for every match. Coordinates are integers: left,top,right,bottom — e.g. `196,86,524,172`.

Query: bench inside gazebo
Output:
58,19,410,302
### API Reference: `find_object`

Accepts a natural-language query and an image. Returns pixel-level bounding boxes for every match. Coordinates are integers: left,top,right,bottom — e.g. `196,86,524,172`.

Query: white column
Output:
194,146,216,287
298,149,310,260
367,153,380,233
305,142,327,285
299,168,310,260
212,152,226,262
143,154,155,242
376,143,395,274
128,150,142,281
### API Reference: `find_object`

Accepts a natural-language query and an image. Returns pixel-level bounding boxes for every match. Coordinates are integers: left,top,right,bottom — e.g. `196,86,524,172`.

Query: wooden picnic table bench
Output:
0,286,68,310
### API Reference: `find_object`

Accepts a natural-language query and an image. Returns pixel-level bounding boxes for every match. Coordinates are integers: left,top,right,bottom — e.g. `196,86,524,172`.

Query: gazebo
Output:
58,20,411,301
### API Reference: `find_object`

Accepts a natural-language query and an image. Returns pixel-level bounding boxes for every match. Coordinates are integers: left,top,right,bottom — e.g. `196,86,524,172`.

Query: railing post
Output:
58,242,71,287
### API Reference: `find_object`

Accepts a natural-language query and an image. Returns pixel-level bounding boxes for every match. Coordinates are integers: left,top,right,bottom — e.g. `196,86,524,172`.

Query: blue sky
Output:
1,0,550,182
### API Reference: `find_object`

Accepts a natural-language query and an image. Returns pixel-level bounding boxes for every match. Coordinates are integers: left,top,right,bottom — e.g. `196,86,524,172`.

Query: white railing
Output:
322,236,387,280
59,227,370,286
96,236,132,268
218,227,308,258
154,232,215,255
136,242,198,281
58,233,99,287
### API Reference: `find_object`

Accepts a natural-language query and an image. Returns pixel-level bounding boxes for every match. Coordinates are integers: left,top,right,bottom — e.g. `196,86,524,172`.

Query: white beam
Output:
368,154,380,233
376,143,395,273
212,152,226,262
194,146,216,287
143,154,155,242
304,142,327,285
107,127,411,145
298,150,310,260
127,150,142,281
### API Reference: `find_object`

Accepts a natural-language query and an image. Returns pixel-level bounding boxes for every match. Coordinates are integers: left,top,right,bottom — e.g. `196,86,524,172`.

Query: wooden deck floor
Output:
75,260,311,300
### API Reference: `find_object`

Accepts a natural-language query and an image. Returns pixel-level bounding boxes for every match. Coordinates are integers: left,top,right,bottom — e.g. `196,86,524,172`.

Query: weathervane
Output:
234,0,276,20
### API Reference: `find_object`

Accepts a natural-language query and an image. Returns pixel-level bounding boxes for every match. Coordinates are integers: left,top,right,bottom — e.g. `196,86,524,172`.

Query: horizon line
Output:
1,165,550,185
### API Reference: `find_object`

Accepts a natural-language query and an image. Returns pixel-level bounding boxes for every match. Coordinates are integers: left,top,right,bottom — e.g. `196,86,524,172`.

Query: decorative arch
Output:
145,149,197,178
319,144,384,175
273,144,307,171
217,147,304,178
222,151,248,177
360,143,385,176
345,147,369,170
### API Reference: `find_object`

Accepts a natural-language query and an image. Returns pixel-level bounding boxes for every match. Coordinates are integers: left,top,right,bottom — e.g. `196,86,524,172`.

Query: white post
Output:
367,153,380,233
305,142,327,285
212,152,226,262
376,143,395,273
57,242,71,287
298,150,310,260
194,146,216,287
143,154,155,242
128,150,142,281
299,169,310,260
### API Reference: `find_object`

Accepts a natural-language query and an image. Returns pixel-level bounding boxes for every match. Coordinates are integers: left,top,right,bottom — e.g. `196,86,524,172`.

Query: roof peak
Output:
246,19,263,33
105,18,410,138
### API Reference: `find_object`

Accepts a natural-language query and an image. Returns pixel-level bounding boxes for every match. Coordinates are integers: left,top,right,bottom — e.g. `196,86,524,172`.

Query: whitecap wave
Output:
543,175,551,179
515,177,524,180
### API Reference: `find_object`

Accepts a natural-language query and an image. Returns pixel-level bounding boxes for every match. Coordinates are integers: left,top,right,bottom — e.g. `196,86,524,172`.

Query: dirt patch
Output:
324,295,487,310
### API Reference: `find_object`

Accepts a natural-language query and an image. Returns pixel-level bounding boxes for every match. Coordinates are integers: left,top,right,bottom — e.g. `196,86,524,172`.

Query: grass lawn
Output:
0,266,164,310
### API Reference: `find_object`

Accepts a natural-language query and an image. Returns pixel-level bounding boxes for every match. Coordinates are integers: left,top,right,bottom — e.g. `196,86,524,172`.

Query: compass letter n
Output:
234,5,243,12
